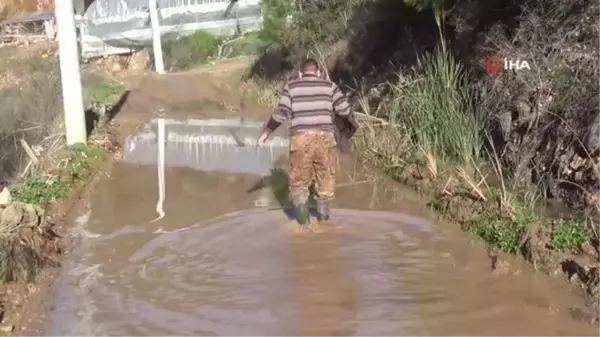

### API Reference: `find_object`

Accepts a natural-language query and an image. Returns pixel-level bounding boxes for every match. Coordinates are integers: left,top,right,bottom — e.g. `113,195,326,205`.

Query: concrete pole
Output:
148,0,165,74
55,0,87,145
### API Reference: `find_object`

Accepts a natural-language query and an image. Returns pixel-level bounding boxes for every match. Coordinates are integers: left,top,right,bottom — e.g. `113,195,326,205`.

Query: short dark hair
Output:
300,58,319,73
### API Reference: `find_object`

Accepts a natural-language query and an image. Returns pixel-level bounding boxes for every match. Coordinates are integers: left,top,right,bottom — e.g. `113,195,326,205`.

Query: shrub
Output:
163,31,221,70
385,49,481,165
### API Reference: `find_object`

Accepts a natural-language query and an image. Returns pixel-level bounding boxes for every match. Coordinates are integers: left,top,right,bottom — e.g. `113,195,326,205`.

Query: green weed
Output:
260,0,291,44
462,199,537,254
386,49,480,165
463,218,526,254
84,78,125,107
66,144,104,180
13,144,104,205
220,32,269,58
13,178,69,205
163,31,221,70
550,218,590,252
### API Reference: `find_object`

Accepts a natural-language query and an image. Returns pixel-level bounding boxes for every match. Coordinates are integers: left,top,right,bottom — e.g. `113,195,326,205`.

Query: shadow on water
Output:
246,167,322,220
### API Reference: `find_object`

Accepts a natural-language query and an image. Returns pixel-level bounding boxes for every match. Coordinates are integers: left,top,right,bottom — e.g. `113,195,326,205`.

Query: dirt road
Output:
38,59,599,335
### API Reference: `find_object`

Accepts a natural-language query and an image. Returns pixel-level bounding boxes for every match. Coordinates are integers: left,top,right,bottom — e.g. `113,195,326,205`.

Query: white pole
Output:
148,0,165,74
55,0,87,145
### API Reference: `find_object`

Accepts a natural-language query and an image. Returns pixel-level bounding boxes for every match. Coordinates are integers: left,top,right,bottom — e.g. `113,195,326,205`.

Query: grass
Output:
83,76,125,108
240,49,595,263
550,218,592,252
240,81,279,107
13,143,104,205
219,32,269,58
0,45,112,285
344,49,596,267
1,143,105,283
0,60,62,185
13,178,69,205
163,31,221,70
387,50,481,165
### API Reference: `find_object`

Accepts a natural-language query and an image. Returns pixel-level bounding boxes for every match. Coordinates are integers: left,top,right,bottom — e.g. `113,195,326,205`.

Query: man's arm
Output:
262,84,292,134
332,83,351,117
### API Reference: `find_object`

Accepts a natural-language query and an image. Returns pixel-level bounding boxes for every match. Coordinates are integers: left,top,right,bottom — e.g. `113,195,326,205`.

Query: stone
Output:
128,49,150,71
0,203,24,228
573,253,598,271
0,187,12,206
585,112,600,154
0,325,14,333
581,241,599,259
0,202,44,232
110,61,123,73
21,203,42,228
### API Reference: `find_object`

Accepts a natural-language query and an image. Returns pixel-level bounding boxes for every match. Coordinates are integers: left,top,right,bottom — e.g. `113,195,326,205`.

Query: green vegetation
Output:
387,50,480,165
550,218,592,252
83,77,125,108
259,0,291,43
163,31,221,70
13,144,104,206
162,30,271,70
244,0,593,276
14,178,69,205
0,143,105,284
369,49,594,258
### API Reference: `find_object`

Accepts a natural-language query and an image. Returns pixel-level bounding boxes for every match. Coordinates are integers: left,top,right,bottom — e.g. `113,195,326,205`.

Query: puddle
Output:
44,118,597,335
42,164,597,336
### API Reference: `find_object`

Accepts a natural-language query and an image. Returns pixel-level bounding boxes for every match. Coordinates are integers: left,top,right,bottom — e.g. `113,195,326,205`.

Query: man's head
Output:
299,58,321,78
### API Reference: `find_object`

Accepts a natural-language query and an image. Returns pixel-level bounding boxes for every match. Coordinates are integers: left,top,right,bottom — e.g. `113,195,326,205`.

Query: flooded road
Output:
45,163,597,336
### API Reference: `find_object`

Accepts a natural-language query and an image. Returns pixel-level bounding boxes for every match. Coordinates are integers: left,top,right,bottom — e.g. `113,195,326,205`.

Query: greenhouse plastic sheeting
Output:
76,0,262,58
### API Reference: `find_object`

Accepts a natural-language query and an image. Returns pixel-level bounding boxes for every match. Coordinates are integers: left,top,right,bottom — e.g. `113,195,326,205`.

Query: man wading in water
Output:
257,58,355,225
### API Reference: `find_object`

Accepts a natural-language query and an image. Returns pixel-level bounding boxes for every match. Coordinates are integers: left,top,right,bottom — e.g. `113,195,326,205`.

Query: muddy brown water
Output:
45,163,597,336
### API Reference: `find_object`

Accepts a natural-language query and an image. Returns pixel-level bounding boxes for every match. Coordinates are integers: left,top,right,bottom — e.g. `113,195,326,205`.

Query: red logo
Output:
484,55,504,74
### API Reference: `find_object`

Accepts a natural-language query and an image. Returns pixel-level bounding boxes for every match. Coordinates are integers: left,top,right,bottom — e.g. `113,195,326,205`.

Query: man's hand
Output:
257,131,269,146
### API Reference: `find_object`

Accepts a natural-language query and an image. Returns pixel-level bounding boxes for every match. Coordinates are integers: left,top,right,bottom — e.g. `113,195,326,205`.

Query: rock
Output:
0,187,11,206
497,110,512,143
110,61,123,73
0,203,24,228
569,155,586,171
128,49,150,71
21,204,42,228
0,202,42,230
581,241,599,259
573,253,598,271
0,325,14,333
585,112,600,154
515,100,531,117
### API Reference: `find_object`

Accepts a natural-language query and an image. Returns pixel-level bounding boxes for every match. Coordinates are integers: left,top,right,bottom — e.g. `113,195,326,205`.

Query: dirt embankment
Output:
0,41,146,334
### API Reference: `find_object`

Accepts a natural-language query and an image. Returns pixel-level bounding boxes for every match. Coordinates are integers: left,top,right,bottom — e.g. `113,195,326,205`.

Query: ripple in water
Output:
46,208,597,336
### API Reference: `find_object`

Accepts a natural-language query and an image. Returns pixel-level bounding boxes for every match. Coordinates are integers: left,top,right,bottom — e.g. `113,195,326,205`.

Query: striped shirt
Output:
270,74,351,133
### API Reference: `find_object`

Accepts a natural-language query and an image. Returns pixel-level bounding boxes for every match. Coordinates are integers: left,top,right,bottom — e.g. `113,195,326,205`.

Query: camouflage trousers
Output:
288,131,337,201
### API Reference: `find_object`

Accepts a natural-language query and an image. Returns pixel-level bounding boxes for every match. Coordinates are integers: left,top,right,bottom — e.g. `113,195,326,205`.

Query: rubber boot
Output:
316,199,331,222
292,194,310,226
